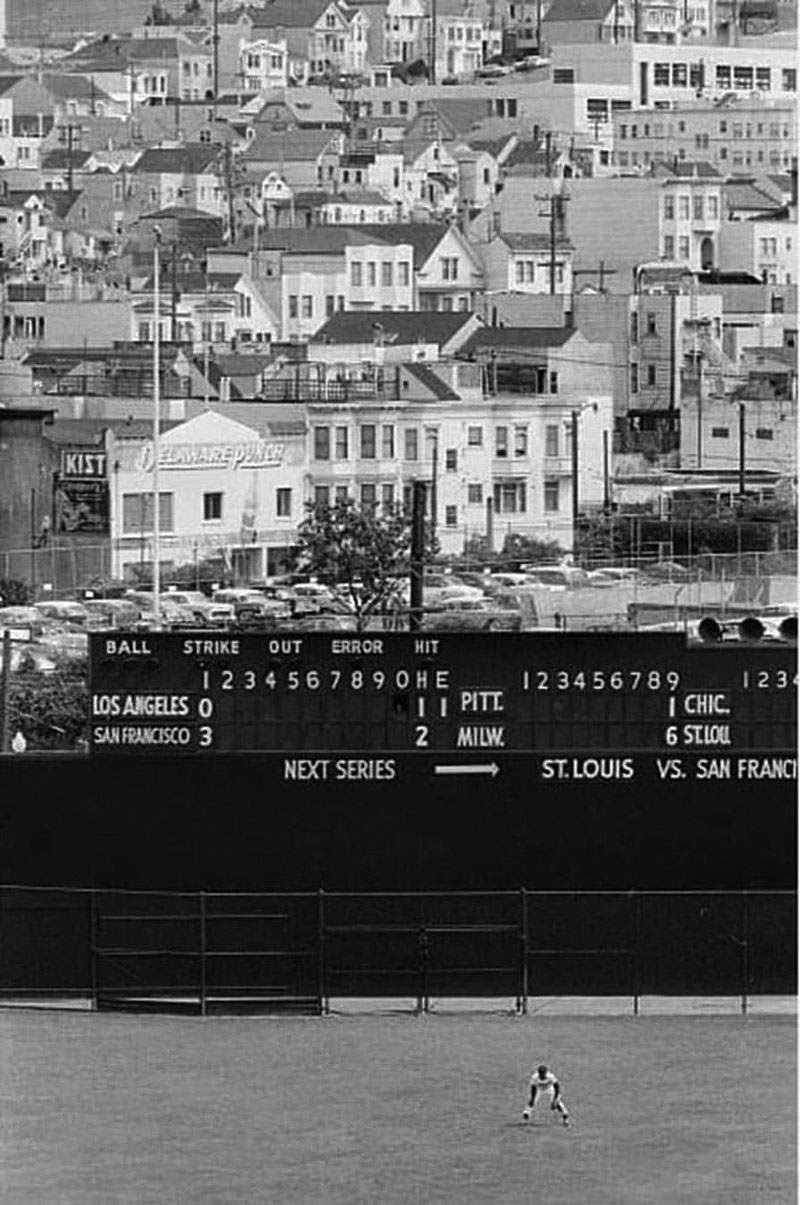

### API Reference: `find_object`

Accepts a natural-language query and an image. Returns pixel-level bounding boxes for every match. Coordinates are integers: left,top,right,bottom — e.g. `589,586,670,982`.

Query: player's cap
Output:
537,1064,548,1074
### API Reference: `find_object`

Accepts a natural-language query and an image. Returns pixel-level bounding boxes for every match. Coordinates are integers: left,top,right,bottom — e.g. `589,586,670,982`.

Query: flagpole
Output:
152,225,162,623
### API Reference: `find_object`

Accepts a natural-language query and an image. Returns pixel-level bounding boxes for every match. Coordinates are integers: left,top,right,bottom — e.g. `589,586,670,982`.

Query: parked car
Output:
290,582,338,611
586,567,647,588
82,598,141,629
212,588,292,624
0,605,46,638
523,566,590,589
126,592,198,628
163,590,235,626
35,600,91,627
641,561,693,583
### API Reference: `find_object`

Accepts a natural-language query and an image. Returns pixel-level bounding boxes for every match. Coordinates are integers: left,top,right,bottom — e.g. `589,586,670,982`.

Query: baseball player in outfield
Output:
522,1064,570,1126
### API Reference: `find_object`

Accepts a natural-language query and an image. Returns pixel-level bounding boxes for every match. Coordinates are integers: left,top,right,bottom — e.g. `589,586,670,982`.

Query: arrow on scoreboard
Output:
434,763,500,778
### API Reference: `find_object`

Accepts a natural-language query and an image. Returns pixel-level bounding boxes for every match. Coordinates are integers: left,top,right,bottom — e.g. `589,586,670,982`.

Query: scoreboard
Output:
89,632,797,786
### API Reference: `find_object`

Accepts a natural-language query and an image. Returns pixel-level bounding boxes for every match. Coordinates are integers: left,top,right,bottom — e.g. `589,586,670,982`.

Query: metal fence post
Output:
318,889,329,1016
741,889,749,1017
89,888,98,1010
199,890,207,1018
519,888,529,1015
633,891,642,1017
417,898,429,1015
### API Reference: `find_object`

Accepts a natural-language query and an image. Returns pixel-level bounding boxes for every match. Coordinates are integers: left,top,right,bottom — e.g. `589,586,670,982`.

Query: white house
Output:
109,408,307,582
238,37,290,91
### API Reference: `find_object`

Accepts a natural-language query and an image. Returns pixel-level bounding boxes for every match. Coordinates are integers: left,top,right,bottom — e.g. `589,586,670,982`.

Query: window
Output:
398,262,410,287
314,426,331,460
755,428,773,440
276,488,292,517
678,236,690,259
382,262,393,287
138,321,150,342
646,312,657,335
360,425,376,459
351,261,362,287
404,428,418,460
707,195,718,219
647,364,656,387
693,195,703,220
467,425,483,447
549,371,558,394
495,426,508,458
493,482,526,514
382,425,395,458
514,426,528,457
314,486,331,508
360,483,377,511
672,63,687,87
288,295,298,318
445,505,457,528
122,493,173,533
203,492,222,521
335,486,349,505
733,66,753,90
679,195,690,219
630,363,639,394
467,483,483,504
440,257,458,280
663,195,674,220
782,68,796,91
654,63,670,86
756,67,771,91
302,296,313,319
367,262,376,287
711,427,729,438
543,480,559,512
326,294,335,317
630,313,639,343
664,235,674,258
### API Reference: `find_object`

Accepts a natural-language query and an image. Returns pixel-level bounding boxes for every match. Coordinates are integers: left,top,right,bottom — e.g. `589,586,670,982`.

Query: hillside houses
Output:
0,3,794,577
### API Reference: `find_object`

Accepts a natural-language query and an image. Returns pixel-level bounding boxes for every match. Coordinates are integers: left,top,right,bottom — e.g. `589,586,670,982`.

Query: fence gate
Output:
92,891,322,1015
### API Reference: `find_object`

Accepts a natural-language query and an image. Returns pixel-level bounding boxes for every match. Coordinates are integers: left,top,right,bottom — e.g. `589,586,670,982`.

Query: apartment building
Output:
549,41,798,108
611,98,796,174
718,212,796,284
303,355,612,553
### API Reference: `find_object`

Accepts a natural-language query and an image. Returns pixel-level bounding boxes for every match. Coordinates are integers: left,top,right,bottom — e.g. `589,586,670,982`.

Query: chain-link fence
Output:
0,886,793,1016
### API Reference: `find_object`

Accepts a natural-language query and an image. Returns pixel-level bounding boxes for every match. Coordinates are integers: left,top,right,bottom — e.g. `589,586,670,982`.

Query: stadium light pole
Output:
152,226,162,624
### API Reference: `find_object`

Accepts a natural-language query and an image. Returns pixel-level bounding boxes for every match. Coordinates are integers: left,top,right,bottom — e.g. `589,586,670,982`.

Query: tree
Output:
292,498,429,631
0,578,32,606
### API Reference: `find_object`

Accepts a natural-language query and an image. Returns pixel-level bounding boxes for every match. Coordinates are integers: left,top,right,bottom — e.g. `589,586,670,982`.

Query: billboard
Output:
55,446,109,534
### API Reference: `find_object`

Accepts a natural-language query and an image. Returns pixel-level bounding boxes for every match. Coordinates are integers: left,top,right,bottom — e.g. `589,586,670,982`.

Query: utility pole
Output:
550,193,558,295
603,428,611,512
696,351,703,469
570,409,579,542
212,0,220,115
430,0,438,85
223,142,237,243
409,479,426,632
152,226,162,623
170,241,178,343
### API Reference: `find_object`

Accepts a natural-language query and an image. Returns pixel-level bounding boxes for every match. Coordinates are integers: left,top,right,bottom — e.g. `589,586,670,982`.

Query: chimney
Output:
563,296,574,329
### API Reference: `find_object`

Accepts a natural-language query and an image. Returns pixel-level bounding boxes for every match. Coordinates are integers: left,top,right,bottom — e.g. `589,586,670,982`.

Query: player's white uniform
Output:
529,1068,559,1107
524,1067,569,1124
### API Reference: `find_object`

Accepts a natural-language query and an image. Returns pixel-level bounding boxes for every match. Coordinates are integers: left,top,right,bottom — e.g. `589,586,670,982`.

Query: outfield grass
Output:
0,1010,795,1204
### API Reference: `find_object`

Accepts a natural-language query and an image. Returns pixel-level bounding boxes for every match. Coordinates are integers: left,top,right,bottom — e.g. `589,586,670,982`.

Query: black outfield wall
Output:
1,752,795,892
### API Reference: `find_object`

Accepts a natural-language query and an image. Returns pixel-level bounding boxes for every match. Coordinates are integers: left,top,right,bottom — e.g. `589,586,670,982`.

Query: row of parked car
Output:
0,562,697,646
